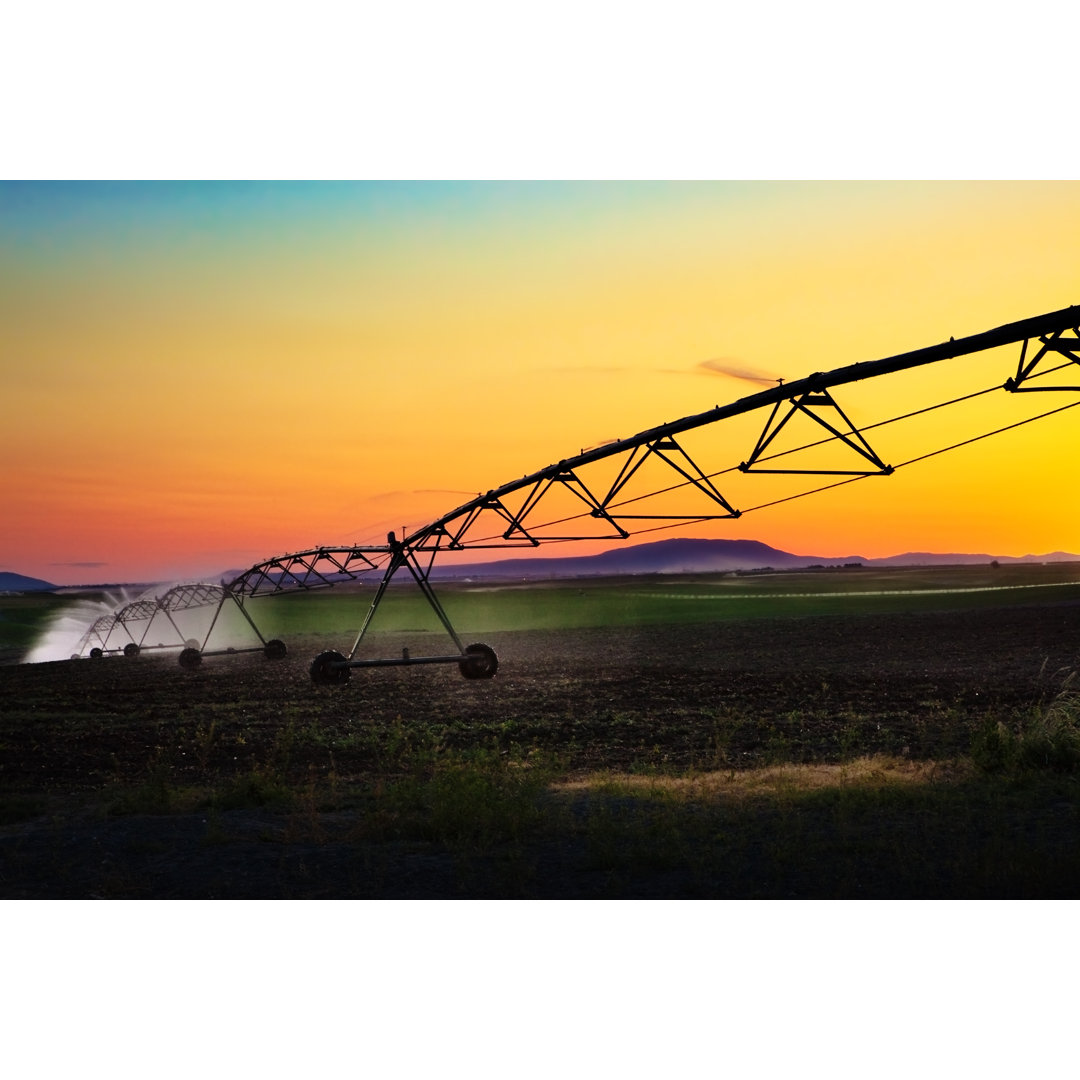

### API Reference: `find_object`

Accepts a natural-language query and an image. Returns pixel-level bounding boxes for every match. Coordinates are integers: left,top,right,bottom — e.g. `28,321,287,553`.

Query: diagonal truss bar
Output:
516,469,632,539
433,470,634,550
158,583,229,611
440,493,544,548
227,546,387,598
347,532,466,658
1005,326,1080,392
600,437,741,519
115,599,163,649
739,387,893,475
77,613,120,654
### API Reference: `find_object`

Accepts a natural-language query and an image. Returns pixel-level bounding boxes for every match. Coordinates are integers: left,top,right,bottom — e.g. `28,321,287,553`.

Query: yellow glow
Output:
2,181,1078,583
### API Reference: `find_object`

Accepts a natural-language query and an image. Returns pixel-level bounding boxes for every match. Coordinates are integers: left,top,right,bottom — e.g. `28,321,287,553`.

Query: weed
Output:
0,794,47,825
104,745,180,815
194,719,217,768
971,719,1019,773
211,769,294,811
108,769,176,815
972,674,1080,775
378,746,556,854
269,723,295,774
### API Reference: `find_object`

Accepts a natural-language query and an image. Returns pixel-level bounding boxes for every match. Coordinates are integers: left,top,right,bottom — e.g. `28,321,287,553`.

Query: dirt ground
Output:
3,601,1080,897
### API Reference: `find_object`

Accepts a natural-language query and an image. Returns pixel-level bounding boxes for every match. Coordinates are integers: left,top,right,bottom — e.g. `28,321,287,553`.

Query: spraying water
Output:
24,582,261,663
25,589,136,663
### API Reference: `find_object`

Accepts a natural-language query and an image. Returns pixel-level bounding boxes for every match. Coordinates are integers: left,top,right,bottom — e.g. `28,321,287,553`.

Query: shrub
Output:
972,675,1080,774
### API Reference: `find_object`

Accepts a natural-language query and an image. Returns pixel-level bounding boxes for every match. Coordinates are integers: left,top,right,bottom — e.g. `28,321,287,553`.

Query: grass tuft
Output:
0,794,47,825
972,672,1080,774
210,770,295,811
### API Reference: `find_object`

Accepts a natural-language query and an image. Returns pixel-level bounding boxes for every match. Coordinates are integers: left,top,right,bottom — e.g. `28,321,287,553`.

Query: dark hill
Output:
0,572,59,592
209,540,1080,588
431,537,1080,581
433,537,865,580
869,550,1080,566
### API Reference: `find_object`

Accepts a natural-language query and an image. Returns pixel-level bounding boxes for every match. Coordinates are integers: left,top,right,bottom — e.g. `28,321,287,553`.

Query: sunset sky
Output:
3,180,1079,585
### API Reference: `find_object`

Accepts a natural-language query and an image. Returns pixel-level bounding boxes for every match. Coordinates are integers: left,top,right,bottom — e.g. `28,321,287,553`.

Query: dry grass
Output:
555,754,970,799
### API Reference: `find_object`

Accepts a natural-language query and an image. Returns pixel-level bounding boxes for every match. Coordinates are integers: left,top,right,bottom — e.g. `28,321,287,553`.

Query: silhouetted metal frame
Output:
69,305,1080,667
229,547,385,598
1005,327,1080,392
77,613,122,656
321,304,1080,669
739,388,894,475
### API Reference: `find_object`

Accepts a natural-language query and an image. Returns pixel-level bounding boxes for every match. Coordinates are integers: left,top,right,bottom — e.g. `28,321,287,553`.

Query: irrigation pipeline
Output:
399,305,1080,548
423,349,1080,545
64,304,1080,680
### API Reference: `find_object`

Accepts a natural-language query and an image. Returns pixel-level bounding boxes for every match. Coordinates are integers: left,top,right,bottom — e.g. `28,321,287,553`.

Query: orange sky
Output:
2,180,1079,585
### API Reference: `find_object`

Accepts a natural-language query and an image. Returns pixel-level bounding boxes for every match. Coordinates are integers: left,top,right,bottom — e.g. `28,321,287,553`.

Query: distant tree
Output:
990,559,1000,569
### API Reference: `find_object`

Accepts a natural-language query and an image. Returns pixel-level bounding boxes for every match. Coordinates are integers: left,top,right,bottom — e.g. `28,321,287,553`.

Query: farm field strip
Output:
7,564,1080,661
639,580,1080,601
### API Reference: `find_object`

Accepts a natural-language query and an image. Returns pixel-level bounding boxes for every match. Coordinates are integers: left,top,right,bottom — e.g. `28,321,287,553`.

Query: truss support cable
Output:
741,398,1080,516
563,364,1077,522
892,398,1080,470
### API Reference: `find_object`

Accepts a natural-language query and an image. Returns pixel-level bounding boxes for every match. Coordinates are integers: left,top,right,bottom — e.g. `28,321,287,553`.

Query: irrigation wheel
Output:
264,639,288,660
89,647,103,660
124,643,140,658
459,642,498,680
310,650,350,685
178,647,202,670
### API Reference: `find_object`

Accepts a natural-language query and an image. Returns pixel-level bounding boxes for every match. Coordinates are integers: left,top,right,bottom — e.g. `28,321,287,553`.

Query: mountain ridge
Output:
0,571,60,592
429,537,1080,580
8,539,1080,591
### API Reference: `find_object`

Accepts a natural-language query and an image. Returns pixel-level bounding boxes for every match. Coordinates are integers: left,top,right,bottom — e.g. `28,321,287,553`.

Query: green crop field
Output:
251,562,1080,641
0,592,78,658
256,564,1080,637
5,562,1080,661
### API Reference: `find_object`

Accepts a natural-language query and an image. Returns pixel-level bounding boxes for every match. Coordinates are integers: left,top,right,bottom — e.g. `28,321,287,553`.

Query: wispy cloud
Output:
51,561,108,568
697,358,782,385
365,488,478,503
543,360,783,383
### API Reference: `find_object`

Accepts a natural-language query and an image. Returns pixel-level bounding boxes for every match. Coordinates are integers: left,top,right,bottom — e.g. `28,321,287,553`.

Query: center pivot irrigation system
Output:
72,305,1080,684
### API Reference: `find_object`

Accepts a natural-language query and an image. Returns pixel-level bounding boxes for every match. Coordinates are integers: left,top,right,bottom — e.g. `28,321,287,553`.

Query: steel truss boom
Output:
68,304,1080,678
296,304,1078,681
227,546,388,598
403,304,1080,551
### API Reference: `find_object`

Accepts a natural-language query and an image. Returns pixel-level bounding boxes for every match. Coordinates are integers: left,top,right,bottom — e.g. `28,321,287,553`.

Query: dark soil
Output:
3,601,1080,898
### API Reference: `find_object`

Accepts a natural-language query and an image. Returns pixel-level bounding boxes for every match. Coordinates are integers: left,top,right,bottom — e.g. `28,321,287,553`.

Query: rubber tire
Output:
124,643,140,658
89,647,103,660
179,647,202,670
264,639,288,660
459,642,498,680
310,650,350,685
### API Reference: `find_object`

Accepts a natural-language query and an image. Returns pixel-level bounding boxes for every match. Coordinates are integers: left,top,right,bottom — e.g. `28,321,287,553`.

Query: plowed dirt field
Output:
3,600,1080,897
